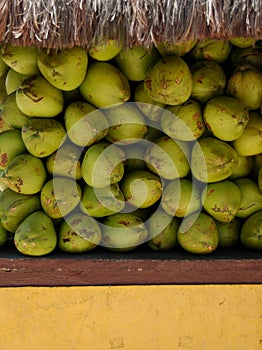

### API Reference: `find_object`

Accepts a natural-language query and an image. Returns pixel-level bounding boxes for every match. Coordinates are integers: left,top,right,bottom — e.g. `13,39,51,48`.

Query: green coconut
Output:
104,103,148,144
1,45,39,75
230,38,255,48
64,101,108,147
38,47,88,91
240,211,262,251
80,62,130,108
1,153,47,194
121,204,152,222
58,213,101,253
0,55,8,77
40,177,82,219
16,74,64,117
63,87,82,104
0,129,27,170
203,96,249,141
81,142,125,188
134,82,166,122
0,188,41,233
46,141,82,180
14,211,57,256
161,99,206,141
21,118,66,158
101,212,148,252
252,154,262,180
124,142,147,173
115,46,159,81
145,136,190,180
0,116,13,133
0,72,7,104
177,212,219,254
258,166,262,192
89,39,123,61
147,209,179,251
0,170,8,192
161,179,202,218
226,64,262,110
232,111,262,156
229,155,254,180
5,69,29,95
201,180,242,223
234,178,262,218
189,39,231,64
216,217,240,248
190,60,227,104
191,137,239,183
155,40,197,57
0,221,8,247
0,93,30,128
80,183,125,217
144,56,193,105
230,44,262,71
120,169,162,209
144,126,164,142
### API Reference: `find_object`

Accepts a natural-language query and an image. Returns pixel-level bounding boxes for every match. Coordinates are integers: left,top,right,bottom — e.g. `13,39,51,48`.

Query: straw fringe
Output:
0,0,261,49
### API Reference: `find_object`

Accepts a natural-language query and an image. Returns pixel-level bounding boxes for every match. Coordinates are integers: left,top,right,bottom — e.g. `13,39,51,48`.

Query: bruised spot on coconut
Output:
162,81,169,89
193,112,201,120
44,198,51,206
203,120,213,133
121,89,129,98
144,78,152,92
112,125,121,130
207,189,215,196
196,120,204,130
51,70,57,78
118,219,134,226
218,106,227,113
103,235,110,243
14,177,24,192
72,191,79,198
24,90,44,103
212,204,229,213
70,218,83,226
204,54,212,60
196,77,203,84
0,153,8,167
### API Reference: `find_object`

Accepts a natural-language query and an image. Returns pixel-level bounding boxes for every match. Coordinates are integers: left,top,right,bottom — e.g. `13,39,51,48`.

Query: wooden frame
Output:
0,244,261,286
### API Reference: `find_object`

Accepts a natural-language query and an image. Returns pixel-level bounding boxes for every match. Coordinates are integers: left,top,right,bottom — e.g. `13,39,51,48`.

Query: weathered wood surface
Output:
0,245,261,286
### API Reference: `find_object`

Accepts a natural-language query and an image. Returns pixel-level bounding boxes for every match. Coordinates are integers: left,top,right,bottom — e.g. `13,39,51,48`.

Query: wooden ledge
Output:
0,244,261,286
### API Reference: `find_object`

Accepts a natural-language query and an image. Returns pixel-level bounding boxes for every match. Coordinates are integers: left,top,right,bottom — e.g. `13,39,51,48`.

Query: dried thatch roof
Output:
0,0,261,49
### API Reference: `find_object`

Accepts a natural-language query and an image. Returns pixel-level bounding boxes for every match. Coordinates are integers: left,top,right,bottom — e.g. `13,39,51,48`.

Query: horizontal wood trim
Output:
0,245,262,286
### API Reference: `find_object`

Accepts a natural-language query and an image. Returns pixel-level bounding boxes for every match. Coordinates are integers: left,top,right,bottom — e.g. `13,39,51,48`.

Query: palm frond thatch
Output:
0,0,261,49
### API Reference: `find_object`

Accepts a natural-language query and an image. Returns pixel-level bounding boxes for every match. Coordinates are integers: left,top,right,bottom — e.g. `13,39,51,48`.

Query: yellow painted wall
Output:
0,285,261,350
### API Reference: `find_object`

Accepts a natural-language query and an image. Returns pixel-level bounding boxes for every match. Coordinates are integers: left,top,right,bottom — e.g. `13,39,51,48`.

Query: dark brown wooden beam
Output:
0,246,261,286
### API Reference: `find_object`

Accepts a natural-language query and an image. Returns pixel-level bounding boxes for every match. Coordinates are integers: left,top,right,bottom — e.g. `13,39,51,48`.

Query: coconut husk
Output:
0,0,261,50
